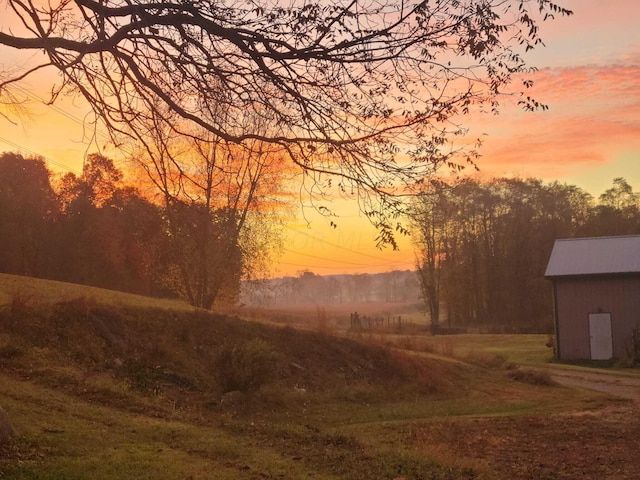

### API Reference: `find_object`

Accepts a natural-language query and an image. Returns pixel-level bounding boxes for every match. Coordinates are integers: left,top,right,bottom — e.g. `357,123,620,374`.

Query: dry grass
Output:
505,366,556,386
0,273,194,312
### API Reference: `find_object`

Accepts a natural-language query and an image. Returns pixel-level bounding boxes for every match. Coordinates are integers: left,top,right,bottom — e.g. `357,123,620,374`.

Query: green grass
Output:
0,374,475,479
1,366,607,480
0,275,624,479
0,375,287,479
442,333,555,365
370,332,554,366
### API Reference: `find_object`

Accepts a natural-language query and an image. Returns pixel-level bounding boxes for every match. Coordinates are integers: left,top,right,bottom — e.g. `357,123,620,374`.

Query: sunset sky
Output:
1,0,639,277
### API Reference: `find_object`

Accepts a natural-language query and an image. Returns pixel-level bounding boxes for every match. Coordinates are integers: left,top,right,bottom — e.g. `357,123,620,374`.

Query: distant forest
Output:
244,177,640,333
2,149,640,330
241,270,421,307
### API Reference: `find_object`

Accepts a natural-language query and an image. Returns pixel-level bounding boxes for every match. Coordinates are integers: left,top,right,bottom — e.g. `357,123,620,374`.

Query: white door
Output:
589,313,613,360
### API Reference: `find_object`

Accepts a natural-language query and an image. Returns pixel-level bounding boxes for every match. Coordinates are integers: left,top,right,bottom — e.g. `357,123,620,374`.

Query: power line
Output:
284,225,407,262
282,247,412,268
276,260,413,272
11,85,130,167
13,85,90,129
0,135,80,173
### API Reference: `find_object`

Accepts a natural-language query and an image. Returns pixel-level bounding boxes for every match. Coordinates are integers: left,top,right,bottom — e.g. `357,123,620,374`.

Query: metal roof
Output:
545,235,640,277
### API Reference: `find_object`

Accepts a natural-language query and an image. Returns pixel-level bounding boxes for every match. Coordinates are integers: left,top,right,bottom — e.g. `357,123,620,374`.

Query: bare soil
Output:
414,404,640,480
413,368,640,479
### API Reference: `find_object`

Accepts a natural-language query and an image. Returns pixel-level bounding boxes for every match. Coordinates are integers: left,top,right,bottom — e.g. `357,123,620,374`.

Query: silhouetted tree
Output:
0,152,57,276
582,178,640,236
55,154,124,285
129,107,287,308
411,182,456,326
98,187,165,294
412,177,600,331
157,201,244,307
0,0,572,242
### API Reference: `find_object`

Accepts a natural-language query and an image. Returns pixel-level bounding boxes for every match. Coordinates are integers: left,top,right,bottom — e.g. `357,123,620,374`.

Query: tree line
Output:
412,177,640,332
0,151,280,307
242,270,421,307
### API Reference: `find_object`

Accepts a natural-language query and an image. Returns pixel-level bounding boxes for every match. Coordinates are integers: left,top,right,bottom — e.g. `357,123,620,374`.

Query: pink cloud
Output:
461,56,640,181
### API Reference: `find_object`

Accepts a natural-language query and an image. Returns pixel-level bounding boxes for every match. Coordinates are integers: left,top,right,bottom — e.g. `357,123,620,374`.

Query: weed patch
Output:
0,407,14,446
506,367,556,386
4,289,35,315
464,352,508,369
226,420,477,480
215,338,278,393
120,362,196,393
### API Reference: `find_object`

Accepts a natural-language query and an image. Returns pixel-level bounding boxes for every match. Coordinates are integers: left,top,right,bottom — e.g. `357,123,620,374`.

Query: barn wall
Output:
554,276,640,360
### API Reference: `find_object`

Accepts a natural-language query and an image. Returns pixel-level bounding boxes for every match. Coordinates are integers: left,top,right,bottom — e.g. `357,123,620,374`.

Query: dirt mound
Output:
0,300,448,403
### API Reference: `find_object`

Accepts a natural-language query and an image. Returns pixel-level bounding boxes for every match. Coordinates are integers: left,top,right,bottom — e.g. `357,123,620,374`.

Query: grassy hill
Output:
0,274,607,479
0,273,195,312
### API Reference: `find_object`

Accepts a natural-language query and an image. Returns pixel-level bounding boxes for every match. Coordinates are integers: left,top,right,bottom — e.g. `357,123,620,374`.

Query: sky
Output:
1,0,639,278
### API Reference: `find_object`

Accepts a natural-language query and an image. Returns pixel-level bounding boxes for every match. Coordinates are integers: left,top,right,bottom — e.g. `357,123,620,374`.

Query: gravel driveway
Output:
549,367,640,402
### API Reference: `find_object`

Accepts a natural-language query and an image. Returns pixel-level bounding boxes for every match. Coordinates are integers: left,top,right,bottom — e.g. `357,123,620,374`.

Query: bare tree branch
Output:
0,0,572,241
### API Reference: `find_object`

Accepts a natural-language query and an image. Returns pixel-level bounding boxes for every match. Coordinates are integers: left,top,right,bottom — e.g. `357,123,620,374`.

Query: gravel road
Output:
550,367,640,402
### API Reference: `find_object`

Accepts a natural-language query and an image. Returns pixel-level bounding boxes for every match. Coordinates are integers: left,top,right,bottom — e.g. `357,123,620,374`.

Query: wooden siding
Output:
553,276,640,360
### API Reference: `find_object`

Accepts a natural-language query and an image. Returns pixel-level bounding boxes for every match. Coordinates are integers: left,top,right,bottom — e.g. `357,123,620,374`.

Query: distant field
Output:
0,273,194,311
242,301,428,331
246,302,553,366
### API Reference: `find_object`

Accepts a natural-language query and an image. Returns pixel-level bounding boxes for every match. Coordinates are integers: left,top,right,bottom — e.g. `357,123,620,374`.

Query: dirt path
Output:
412,367,640,479
549,367,640,402
415,404,640,480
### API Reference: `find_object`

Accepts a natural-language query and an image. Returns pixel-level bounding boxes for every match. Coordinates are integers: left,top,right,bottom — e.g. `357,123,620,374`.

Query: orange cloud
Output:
465,60,640,181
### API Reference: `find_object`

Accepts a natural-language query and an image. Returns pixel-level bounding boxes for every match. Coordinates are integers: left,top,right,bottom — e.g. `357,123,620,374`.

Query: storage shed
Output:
545,235,640,361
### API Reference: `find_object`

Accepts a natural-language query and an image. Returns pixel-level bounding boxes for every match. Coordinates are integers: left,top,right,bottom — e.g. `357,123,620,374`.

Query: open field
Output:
4,369,638,480
2,275,640,478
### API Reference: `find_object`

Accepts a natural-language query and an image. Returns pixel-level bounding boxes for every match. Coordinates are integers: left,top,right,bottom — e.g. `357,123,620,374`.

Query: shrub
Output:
215,339,278,393
120,361,196,392
464,353,507,369
8,289,34,315
505,367,555,386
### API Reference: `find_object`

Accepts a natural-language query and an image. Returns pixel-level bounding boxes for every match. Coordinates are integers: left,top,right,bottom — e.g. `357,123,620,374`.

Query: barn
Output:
545,235,640,361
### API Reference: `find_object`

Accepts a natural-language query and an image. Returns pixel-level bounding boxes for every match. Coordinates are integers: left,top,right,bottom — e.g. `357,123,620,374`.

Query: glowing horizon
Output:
1,0,639,277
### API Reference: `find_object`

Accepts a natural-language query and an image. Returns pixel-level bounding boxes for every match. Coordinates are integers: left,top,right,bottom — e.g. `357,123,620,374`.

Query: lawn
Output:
429,333,555,365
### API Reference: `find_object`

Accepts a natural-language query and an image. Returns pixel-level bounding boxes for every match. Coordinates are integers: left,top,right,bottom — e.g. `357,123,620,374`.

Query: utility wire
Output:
0,135,81,173
10,87,416,271
13,85,90,129
284,225,411,262
11,85,130,167
276,260,413,272
282,247,412,268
